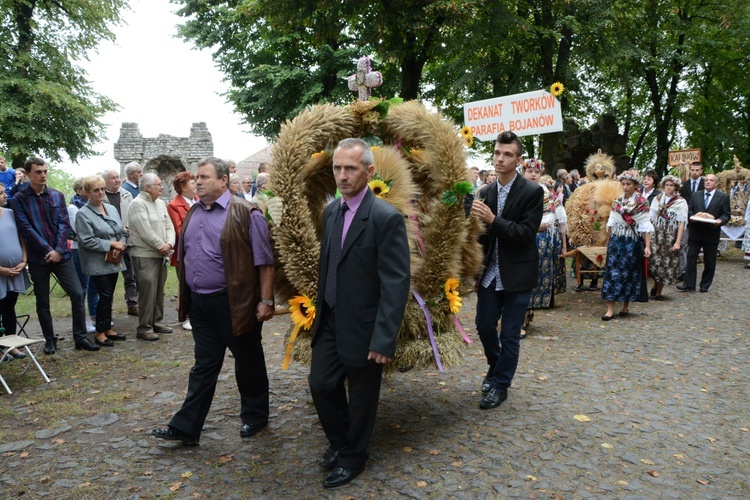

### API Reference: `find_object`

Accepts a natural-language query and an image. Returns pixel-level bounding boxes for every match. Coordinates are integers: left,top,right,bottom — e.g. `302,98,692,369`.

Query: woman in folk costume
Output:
601,171,654,320
648,175,687,300
521,159,567,337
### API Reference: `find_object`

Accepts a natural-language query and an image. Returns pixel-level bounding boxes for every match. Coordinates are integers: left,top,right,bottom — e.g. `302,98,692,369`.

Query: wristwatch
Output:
260,298,274,307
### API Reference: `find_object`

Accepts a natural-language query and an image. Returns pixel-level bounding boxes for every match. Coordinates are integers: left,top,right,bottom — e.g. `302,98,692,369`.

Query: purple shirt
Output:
339,186,368,248
182,190,273,294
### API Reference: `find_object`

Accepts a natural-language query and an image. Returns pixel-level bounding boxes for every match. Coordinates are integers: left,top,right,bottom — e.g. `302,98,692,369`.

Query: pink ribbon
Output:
409,213,426,255
454,316,471,344
411,289,444,372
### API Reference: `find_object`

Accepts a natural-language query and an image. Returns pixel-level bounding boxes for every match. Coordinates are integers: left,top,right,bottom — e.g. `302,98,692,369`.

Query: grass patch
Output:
15,267,180,320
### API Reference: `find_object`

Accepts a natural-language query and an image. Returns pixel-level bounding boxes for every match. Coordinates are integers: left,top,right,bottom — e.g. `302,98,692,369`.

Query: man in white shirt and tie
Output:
678,174,730,293
677,162,705,279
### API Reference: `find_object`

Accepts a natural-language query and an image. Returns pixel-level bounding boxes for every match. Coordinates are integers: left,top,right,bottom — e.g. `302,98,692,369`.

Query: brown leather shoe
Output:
127,306,139,316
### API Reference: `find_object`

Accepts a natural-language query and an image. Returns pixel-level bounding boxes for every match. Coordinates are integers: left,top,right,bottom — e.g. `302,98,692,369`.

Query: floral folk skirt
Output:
601,234,644,302
529,230,564,309
649,225,680,284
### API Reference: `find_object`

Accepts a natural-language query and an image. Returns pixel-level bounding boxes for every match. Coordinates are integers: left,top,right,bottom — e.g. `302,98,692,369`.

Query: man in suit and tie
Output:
678,161,705,279
678,174,730,292
471,131,544,410
308,138,410,488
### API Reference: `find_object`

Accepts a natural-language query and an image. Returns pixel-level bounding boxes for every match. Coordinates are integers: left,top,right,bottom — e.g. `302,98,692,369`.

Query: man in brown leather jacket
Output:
152,157,275,445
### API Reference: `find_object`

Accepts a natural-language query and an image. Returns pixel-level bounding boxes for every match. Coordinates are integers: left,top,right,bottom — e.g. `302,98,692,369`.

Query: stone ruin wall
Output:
113,122,214,199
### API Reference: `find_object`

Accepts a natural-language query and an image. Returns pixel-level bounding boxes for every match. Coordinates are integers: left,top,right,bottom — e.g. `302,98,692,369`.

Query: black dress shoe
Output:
240,422,267,438
479,387,508,409
481,377,493,393
43,338,56,355
676,285,694,292
105,333,127,341
700,288,708,292
323,466,365,488
94,337,115,347
320,446,339,469
601,314,614,321
152,427,199,445
75,338,101,351
618,311,629,317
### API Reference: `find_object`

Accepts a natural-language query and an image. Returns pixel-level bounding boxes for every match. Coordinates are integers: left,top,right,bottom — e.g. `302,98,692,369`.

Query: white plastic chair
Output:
0,335,50,395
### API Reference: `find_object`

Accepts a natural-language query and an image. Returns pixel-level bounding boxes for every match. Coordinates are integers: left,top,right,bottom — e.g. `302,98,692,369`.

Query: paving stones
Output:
3,256,749,497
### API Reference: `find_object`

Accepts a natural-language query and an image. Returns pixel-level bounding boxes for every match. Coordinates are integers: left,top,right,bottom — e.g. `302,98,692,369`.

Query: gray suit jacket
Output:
75,201,127,276
311,188,411,367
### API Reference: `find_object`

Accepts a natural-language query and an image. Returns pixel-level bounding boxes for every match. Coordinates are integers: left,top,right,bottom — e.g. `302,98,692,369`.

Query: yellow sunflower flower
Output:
444,278,462,314
311,150,325,159
550,82,565,97
289,295,316,330
369,179,390,198
460,125,473,139
362,110,380,124
464,136,474,148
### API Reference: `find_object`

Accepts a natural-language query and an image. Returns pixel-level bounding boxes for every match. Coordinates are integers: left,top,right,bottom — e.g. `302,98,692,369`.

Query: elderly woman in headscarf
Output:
601,171,654,320
521,159,567,337
648,175,688,300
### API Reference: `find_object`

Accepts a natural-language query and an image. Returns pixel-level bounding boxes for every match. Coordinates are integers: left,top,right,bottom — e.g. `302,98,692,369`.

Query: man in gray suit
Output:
308,138,410,488
678,174,730,292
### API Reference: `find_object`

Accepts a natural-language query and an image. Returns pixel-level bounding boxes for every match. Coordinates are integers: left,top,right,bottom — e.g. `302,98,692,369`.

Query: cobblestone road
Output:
1,255,748,498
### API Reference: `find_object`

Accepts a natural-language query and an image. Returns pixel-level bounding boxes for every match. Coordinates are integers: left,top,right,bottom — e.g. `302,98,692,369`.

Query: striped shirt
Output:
12,185,72,264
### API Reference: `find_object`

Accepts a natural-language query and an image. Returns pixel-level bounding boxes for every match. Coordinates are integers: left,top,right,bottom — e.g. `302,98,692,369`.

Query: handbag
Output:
105,247,122,264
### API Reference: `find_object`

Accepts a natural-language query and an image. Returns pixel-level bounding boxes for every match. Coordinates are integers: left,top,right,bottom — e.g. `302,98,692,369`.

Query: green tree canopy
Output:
0,0,126,169
174,0,750,172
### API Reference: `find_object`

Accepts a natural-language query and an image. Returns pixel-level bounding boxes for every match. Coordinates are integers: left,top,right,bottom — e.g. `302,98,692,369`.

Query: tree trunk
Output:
400,56,424,101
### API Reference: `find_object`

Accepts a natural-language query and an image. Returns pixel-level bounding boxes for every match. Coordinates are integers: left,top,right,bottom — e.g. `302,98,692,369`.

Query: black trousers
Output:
28,260,87,344
308,305,384,469
90,273,118,334
169,291,269,439
684,239,719,290
0,291,19,335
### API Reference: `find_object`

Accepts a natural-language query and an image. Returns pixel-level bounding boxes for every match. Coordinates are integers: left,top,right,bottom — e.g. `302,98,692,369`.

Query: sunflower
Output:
460,125,472,139
369,179,390,198
289,295,316,330
550,82,565,97
444,278,462,314
362,110,380,124
464,137,474,148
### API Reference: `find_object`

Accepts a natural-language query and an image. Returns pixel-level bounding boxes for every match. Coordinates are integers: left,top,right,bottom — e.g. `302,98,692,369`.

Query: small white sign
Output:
463,89,563,140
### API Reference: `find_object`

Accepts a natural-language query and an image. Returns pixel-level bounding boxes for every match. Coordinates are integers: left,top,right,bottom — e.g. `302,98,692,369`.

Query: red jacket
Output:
167,194,196,267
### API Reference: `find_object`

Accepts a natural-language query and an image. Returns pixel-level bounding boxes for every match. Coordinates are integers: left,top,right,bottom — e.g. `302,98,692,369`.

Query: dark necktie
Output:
705,192,710,208
324,201,348,308
692,180,697,192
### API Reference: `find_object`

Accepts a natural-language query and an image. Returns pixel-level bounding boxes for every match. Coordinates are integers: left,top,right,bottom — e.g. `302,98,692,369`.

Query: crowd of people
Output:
0,138,745,488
